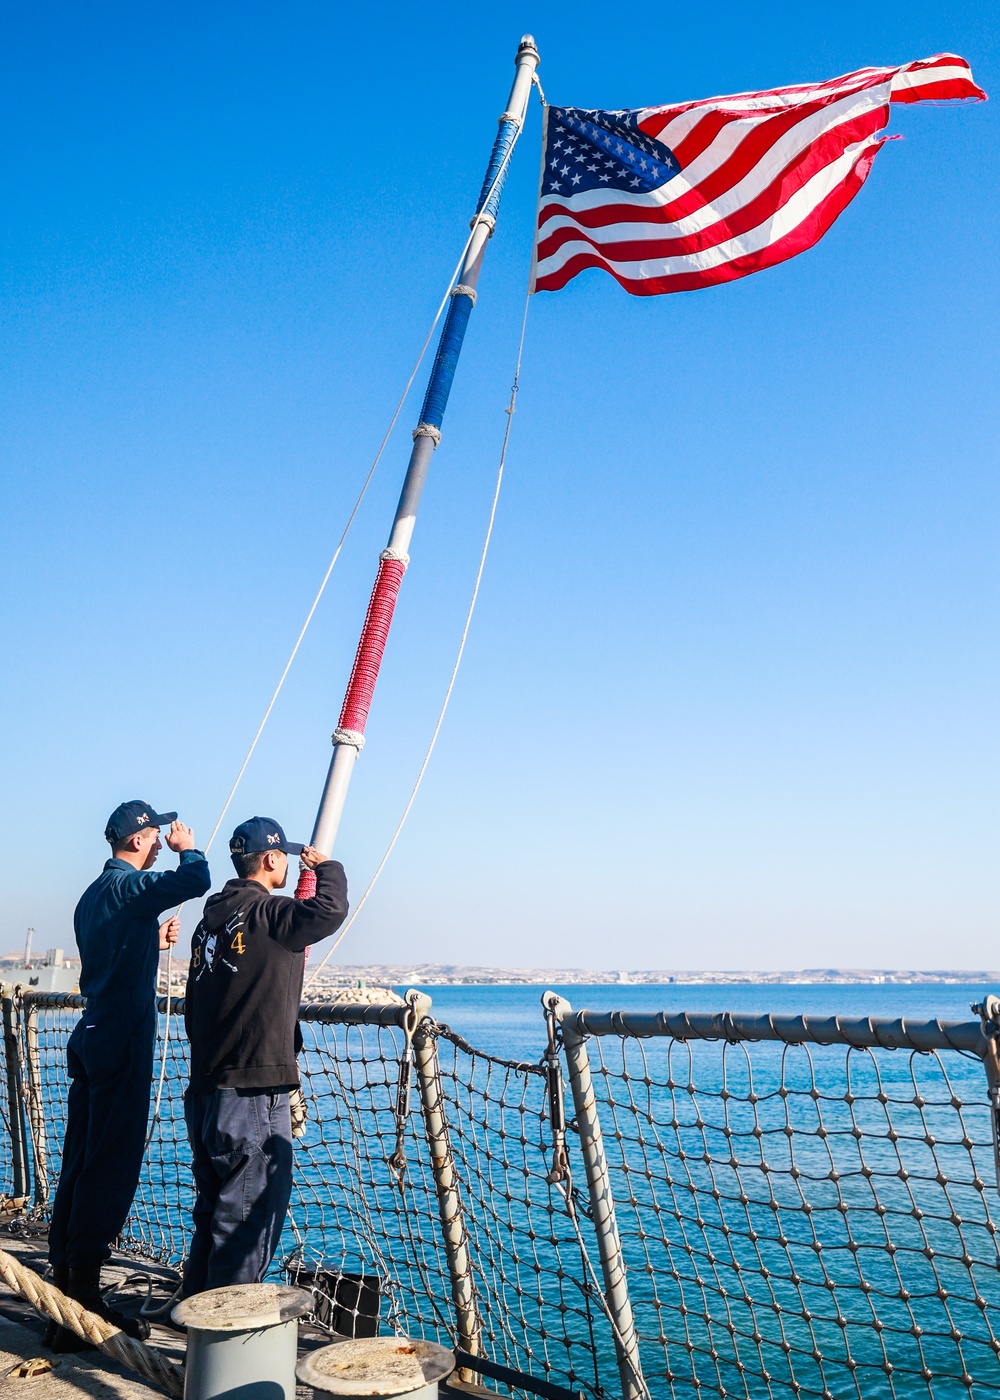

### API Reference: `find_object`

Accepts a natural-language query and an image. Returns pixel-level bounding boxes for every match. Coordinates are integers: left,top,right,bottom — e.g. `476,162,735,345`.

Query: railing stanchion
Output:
546,992,646,1400
21,998,48,1208
410,991,484,1367
1,987,31,1206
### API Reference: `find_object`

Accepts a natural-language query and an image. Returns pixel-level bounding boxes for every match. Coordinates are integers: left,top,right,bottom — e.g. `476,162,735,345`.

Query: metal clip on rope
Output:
388,995,421,1181
542,994,571,1191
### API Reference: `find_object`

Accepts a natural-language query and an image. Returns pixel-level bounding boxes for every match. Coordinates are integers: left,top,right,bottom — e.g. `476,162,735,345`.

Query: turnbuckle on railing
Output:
542,993,571,1189
973,994,1000,1193
388,992,422,1181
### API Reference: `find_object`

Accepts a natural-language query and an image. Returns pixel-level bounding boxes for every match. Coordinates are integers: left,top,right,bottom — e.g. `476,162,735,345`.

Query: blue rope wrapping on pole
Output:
418,292,475,428
476,116,522,221
418,99,527,430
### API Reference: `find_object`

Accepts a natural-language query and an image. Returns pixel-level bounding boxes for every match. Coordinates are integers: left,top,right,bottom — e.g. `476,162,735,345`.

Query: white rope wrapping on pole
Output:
304,280,533,988
0,1248,184,1396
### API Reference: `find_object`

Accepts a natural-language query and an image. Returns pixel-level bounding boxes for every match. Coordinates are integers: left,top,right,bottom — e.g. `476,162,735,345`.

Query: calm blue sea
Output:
377,982,1000,1398
389,981,992,1061
94,981,995,1398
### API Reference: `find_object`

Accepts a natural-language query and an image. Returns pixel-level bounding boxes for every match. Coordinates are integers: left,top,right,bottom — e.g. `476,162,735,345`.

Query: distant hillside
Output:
304,964,1000,986
10,953,996,988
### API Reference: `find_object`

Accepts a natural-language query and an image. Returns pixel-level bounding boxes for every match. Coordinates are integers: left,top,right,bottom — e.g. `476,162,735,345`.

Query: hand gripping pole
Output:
296,36,539,895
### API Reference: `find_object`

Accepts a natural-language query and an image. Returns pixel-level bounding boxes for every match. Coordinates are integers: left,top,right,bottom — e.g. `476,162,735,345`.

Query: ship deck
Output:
0,1228,490,1400
0,1229,184,1399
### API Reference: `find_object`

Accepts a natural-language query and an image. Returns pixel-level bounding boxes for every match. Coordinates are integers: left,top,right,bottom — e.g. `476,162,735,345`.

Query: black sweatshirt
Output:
184,860,348,1091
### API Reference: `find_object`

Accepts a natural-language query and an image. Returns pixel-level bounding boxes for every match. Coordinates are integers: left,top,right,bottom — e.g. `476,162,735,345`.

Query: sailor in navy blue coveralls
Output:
49,801,210,1307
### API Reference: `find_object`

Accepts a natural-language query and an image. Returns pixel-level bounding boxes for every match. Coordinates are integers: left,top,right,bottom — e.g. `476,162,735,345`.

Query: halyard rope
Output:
304,275,533,988
0,1248,184,1395
137,103,538,1329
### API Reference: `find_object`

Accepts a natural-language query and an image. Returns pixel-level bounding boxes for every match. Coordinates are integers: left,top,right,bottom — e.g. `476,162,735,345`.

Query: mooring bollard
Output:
297,1336,454,1400
173,1283,313,1400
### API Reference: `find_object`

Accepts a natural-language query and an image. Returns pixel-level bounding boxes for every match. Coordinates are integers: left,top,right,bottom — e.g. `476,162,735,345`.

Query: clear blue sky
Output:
1,2,996,971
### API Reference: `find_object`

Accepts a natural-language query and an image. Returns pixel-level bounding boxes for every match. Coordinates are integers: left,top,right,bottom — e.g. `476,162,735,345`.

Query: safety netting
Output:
6,987,1000,1400
0,992,20,1204
565,1009,1000,1400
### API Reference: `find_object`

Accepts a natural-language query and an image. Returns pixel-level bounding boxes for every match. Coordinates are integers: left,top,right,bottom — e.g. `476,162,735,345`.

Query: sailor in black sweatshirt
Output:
182,816,348,1294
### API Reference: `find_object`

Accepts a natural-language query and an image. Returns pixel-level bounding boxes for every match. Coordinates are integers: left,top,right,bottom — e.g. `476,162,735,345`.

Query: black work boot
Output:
68,1263,151,1342
45,1264,94,1354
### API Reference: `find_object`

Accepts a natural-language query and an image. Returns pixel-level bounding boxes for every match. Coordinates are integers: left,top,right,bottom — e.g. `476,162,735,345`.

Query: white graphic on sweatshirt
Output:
194,911,243,979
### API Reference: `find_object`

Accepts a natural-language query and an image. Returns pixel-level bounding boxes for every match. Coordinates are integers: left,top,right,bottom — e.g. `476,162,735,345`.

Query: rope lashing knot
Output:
497,110,524,130
451,284,477,307
332,727,366,750
379,547,410,567
468,212,496,237
412,422,442,446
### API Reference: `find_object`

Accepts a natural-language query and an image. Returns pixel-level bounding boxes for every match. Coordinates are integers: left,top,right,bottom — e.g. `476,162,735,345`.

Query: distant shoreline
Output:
301,965,999,988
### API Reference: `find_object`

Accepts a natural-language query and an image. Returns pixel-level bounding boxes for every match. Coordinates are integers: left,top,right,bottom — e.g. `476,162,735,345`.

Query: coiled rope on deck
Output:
0,1248,184,1396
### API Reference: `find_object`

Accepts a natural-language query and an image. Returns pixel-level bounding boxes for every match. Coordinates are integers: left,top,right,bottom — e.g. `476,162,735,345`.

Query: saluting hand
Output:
165,820,196,853
300,846,329,869
159,916,180,950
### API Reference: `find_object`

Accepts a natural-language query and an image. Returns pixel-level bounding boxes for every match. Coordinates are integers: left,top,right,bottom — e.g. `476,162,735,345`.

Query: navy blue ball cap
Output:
105,800,178,845
230,816,305,858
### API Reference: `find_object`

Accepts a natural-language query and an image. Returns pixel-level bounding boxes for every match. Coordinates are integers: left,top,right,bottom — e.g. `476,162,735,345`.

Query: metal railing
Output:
3,981,1000,1400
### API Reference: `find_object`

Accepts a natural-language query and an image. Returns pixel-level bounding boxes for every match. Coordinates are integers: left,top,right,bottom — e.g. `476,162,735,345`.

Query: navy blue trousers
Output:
182,1086,293,1295
49,1015,154,1270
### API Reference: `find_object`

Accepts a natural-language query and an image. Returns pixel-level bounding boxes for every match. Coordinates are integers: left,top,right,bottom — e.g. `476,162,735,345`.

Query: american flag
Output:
531,55,985,297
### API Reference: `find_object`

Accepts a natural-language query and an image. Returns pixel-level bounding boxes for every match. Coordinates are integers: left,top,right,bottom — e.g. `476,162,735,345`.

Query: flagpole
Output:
298,35,539,887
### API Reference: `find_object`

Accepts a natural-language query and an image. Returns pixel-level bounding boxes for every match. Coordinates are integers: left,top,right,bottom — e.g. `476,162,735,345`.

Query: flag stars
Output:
544,106,680,196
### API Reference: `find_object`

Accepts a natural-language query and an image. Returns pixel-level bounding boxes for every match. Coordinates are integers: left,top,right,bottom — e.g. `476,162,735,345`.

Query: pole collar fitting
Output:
451,284,477,306
412,422,442,446
380,547,410,567
469,211,496,237
333,728,366,751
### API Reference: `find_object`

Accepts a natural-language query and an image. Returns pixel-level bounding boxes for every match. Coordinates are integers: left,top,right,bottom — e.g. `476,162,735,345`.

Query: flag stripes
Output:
531,55,985,297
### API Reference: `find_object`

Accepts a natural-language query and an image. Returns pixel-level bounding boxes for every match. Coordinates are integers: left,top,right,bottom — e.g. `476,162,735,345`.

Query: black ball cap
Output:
105,800,178,845
229,816,304,857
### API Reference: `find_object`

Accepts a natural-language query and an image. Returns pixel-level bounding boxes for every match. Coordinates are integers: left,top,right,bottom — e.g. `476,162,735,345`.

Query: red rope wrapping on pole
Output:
294,868,317,899
338,555,407,732
294,553,406,901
